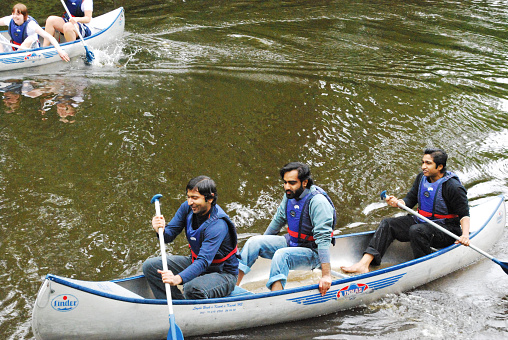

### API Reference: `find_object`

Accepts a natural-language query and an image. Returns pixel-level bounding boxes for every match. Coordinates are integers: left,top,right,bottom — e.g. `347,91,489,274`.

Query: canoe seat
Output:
65,277,145,299
228,286,254,297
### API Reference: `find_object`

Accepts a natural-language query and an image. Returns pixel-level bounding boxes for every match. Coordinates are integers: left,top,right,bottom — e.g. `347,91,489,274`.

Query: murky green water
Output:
1,0,507,339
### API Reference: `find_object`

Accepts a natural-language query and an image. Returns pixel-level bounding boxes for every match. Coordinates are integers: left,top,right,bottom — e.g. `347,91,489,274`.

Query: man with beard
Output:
236,162,336,296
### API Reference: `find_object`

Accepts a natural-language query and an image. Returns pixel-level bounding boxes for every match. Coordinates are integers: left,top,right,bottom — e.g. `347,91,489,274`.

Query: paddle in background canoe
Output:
380,190,508,275
59,0,94,64
151,194,184,340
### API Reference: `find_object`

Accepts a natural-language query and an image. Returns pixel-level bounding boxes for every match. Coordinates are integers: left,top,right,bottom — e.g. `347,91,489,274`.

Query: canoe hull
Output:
0,8,125,72
32,195,506,339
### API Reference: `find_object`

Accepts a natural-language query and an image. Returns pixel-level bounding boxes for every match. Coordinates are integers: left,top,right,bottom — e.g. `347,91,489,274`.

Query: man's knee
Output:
271,248,290,263
409,224,427,238
378,218,392,231
142,257,161,275
184,285,208,299
240,235,268,257
245,235,265,248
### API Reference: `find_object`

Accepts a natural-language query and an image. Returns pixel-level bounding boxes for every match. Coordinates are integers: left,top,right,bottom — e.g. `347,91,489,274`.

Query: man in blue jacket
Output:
236,162,336,296
143,176,239,300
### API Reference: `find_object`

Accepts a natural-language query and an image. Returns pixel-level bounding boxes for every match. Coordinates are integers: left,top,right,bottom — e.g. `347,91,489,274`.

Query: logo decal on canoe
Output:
51,294,79,312
24,53,43,61
337,283,369,299
286,273,406,305
496,210,503,224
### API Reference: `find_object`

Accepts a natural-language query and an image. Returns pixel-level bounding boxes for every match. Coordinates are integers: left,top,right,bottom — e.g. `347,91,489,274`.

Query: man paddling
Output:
143,176,239,299
236,162,336,296
341,148,471,274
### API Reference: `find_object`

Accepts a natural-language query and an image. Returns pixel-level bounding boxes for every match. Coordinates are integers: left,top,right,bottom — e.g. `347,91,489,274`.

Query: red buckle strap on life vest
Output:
10,40,21,51
287,229,334,241
418,209,458,219
287,229,315,241
189,245,238,264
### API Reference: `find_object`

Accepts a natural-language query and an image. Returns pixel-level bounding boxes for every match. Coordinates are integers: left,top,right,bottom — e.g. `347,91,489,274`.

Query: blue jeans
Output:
238,235,321,289
142,255,237,300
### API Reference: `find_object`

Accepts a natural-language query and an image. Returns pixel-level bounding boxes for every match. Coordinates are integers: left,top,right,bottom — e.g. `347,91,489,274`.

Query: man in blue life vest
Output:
143,176,239,300
341,148,471,274
43,0,93,47
236,162,336,296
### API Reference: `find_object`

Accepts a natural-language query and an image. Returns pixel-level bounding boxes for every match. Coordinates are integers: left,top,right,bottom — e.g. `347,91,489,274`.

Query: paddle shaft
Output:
395,200,497,261
153,199,180,340
154,200,176,313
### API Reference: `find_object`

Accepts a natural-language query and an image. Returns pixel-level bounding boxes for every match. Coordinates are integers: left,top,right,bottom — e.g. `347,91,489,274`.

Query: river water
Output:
0,0,507,339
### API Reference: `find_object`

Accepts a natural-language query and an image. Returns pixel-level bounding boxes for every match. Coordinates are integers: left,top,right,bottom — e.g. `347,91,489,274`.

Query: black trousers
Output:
365,215,462,265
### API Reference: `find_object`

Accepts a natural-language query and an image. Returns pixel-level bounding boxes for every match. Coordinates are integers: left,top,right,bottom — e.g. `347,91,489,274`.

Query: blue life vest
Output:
417,171,459,223
186,205,238,273
63,0,85,19
285,185,336,248
9,16,38,47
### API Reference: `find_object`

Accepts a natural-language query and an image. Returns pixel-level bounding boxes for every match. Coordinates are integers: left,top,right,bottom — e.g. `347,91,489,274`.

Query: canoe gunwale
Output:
44,195,505,306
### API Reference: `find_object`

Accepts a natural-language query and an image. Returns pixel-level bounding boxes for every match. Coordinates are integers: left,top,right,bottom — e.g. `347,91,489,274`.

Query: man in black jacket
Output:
341,148,470,274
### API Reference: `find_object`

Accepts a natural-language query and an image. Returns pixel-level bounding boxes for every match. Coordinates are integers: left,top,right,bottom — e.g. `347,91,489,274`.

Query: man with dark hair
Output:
341,149,471,274
279,162,314,188
236,162,336,296
143,176,239,299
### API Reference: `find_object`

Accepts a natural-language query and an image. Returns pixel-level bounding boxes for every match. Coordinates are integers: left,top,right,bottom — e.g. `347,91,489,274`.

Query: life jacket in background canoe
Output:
186,205,238,273
285,185,336,248
417,171,459,223
63,0,85,19
9,16,38,49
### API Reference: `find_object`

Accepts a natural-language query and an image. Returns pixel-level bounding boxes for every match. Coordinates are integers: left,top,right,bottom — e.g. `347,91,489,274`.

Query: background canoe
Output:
0,7,124,72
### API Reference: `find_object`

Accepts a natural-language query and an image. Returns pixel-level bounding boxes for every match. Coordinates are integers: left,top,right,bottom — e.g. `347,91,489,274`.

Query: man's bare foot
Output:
340,253,374,274
340,263,370,274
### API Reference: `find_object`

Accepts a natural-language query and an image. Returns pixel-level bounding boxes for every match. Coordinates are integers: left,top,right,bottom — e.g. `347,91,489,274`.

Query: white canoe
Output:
0,7,125,72
32,195,506,339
